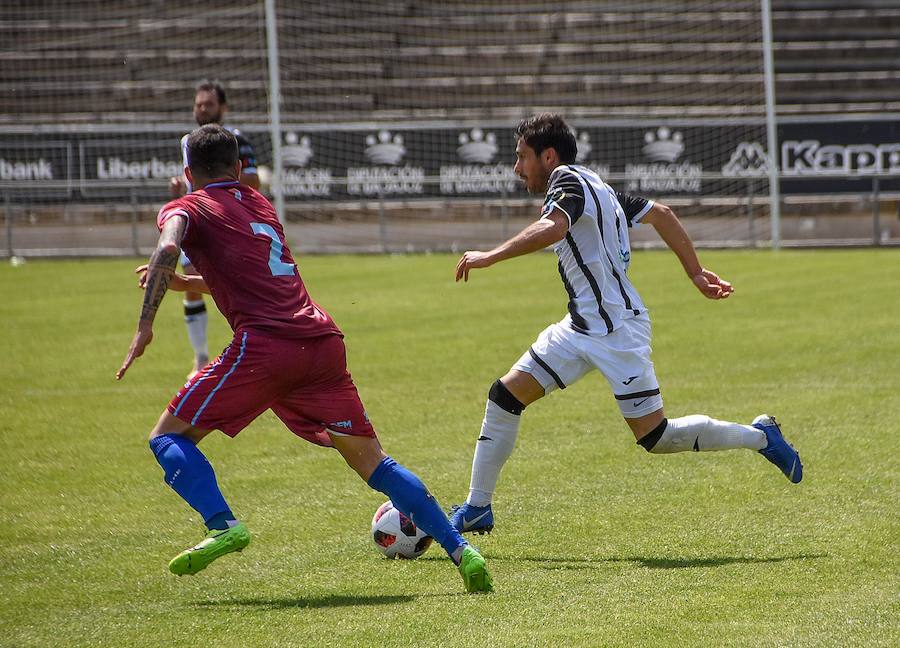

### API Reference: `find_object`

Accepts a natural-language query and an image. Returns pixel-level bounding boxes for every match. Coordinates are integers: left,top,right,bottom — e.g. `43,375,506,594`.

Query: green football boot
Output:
458,545,494,593
168,522,251,576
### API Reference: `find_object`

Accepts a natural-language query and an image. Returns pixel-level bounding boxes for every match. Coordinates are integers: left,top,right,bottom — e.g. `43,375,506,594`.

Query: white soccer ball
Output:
371,500,433,559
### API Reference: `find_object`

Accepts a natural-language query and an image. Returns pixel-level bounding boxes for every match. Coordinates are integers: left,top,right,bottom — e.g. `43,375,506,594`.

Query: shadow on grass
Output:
194,593,415,610
492,553,827,570
605,554,827,570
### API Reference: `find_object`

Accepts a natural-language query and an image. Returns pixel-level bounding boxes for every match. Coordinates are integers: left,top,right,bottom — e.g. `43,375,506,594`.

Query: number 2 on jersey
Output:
250,222,296,276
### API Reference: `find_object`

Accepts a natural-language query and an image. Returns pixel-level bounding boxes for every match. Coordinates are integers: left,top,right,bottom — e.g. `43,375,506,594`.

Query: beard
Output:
195,111,223,126
526,170,550,194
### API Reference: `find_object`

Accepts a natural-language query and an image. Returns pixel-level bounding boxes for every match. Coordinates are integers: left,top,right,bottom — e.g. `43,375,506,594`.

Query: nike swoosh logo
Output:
463,511,491,531
633,398,649,407
622,376,639,385
477,436,492,442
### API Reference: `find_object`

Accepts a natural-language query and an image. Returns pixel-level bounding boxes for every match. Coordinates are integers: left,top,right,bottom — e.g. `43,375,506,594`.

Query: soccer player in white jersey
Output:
168,80,260,378
449,113,802,535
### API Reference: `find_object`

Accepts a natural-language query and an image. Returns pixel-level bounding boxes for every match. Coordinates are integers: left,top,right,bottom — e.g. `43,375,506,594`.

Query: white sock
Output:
184,299,209,362
467,400,521,507
649,415,765,453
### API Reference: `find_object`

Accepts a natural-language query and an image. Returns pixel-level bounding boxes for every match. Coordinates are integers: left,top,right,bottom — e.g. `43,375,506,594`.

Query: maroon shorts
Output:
168,330,376,446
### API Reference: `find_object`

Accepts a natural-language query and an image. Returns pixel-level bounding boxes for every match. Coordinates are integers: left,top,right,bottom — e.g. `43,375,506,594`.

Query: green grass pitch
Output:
1,249,898,647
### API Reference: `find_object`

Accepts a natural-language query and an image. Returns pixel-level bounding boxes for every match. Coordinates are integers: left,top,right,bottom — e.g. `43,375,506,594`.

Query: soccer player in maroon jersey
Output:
169,80,261,380
116,124,492,593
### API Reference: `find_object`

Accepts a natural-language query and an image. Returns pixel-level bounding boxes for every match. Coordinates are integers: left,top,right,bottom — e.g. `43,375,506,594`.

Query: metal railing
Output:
3,173,897,258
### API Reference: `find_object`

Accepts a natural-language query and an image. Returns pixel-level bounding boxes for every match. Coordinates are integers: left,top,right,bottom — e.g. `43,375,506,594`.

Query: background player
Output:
449,113,802,535
118,124,492,593
168,80,261,378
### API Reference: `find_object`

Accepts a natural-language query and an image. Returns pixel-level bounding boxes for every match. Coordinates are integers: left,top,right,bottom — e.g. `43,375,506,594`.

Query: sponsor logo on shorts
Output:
331,420,353,430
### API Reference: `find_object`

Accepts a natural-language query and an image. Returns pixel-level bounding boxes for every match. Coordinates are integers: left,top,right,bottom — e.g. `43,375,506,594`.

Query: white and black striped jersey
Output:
541,164,654,336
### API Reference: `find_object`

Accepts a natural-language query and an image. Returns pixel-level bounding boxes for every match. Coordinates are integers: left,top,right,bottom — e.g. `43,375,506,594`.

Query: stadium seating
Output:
1,0,897,124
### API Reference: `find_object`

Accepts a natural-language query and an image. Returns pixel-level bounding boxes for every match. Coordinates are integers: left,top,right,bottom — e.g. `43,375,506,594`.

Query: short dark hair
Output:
515,113,577,164
195,79,227,105
187,124,239,177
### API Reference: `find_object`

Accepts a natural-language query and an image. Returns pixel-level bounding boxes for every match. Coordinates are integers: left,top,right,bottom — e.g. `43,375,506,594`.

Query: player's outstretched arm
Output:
116,216,187,380
642,202,734,300
134,264,210,294
456,210,568,282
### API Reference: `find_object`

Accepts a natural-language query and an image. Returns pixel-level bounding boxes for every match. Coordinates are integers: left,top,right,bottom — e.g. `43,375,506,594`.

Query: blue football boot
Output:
449,503,494,535
753,414,802,483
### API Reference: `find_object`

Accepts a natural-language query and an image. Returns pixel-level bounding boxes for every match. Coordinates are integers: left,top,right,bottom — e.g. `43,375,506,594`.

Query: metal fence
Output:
3,173,897,260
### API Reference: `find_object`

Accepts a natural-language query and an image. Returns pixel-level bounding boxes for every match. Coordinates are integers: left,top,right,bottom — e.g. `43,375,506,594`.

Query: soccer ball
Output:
371,500,433,559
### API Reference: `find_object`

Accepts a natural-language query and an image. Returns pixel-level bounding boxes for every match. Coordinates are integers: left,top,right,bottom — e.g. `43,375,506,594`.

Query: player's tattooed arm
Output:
139,215,187,323
116,214,186,380
139,247,178,322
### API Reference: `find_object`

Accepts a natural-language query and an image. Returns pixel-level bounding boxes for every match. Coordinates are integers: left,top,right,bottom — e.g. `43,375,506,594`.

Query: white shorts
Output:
512,314,663,418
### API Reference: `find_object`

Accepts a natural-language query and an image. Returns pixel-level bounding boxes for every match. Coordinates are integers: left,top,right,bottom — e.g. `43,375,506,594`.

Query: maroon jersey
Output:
157,181,340,339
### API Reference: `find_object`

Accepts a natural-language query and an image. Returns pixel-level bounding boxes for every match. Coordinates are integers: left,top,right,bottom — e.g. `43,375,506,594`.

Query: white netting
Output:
276,0,772,250
1,1,271,255
1,1,896,256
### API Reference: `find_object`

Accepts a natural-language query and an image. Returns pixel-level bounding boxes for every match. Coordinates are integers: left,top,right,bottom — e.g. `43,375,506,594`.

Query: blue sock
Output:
149,434,234,530
367,457,467,562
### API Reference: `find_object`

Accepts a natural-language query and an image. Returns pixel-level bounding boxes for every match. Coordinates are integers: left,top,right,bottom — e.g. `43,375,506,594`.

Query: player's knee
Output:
149,424,207,446
488,379,525,415
637,417,669,453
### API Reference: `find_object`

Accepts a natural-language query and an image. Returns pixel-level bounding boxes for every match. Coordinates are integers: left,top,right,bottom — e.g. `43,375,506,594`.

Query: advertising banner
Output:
1,120,897,203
